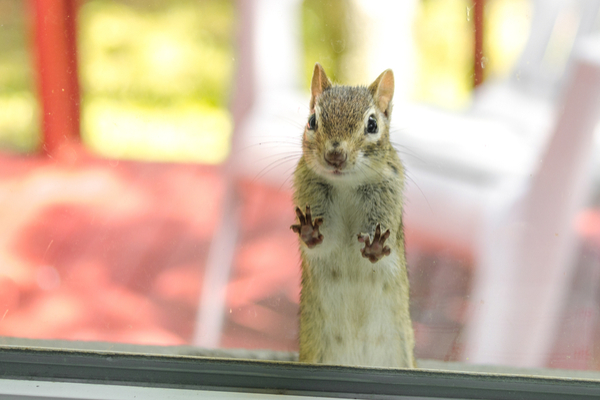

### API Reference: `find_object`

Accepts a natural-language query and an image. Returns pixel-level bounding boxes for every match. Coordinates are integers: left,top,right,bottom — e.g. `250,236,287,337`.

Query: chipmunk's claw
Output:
358,223,391,263
291,205,324,248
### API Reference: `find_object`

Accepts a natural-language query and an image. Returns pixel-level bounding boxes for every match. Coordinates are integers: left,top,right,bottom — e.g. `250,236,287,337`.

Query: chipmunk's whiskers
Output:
390,141,425,164
361,162,387,182
251,153,303,184
402,167,433,215
234,139,301,154
278,164,299,192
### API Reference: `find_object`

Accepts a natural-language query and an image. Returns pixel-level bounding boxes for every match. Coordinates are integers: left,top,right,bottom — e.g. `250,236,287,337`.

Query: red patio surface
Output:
0,151,475,358
0,152,300,351
4,151,600,369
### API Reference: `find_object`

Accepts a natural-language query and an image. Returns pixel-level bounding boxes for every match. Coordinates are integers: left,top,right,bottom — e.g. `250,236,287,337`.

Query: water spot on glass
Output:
36,265,61,291
466,6,472,21
331,39,345,54
109,159,119,167
480,56,488,69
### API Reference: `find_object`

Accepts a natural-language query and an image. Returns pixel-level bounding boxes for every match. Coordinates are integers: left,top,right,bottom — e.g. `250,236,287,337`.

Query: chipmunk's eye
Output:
307,114,316,130
366,115,378,134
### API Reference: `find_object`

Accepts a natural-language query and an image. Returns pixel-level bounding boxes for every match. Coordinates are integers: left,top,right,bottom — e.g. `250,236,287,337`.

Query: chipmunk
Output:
291,63,415,368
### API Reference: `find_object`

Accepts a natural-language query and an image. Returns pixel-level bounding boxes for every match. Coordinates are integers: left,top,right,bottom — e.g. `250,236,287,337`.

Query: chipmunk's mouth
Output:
313,157,351,178
319,162,347,176
325,166,349,176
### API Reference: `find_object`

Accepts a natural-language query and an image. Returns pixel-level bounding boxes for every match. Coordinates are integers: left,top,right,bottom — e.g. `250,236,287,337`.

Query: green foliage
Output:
0,0,529,156
413,0,530,109
0,0,40,153
79,0,235,108
301,0,353,86
413,0,474,108
78,0,236,163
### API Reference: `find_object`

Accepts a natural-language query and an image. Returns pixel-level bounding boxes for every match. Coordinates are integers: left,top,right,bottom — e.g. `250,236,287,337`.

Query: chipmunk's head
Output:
302,63,400,184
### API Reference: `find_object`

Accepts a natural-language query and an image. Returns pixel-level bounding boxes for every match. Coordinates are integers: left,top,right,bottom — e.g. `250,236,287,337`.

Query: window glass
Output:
0,0,39,152
1,0,600,378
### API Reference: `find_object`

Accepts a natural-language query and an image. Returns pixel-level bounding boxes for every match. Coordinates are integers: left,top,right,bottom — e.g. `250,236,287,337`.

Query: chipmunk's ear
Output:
369,69,394,117
310,63,332,111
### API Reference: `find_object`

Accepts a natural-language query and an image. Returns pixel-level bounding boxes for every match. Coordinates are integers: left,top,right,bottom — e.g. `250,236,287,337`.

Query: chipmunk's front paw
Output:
358,224,391,263
291,205,324,249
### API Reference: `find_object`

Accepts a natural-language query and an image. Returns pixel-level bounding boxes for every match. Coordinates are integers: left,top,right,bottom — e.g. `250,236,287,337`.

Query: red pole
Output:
30,0,81,159
473,0,485,87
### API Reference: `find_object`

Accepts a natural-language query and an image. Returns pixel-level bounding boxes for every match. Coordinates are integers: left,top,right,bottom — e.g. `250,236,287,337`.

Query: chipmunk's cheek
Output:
303,130,314,143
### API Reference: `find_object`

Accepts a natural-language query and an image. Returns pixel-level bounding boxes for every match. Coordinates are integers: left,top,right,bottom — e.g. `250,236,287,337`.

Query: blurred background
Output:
2,0,600,372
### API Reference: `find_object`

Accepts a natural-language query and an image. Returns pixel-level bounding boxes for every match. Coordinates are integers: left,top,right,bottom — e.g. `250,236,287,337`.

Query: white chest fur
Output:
301,185,411,367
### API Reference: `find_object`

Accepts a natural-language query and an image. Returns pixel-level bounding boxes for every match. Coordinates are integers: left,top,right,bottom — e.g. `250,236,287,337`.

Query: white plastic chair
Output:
194,0,600,369
193,0,304,348
394,0,600,367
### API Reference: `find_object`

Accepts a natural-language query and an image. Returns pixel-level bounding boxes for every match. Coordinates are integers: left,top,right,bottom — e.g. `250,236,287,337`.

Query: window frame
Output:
2,346,600,399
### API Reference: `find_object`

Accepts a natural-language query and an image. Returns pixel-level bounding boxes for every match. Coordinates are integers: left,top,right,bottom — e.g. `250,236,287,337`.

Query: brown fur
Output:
292,64,415,368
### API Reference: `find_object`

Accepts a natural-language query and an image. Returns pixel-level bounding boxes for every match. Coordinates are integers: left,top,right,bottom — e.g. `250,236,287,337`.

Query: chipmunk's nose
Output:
325,149,347,168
